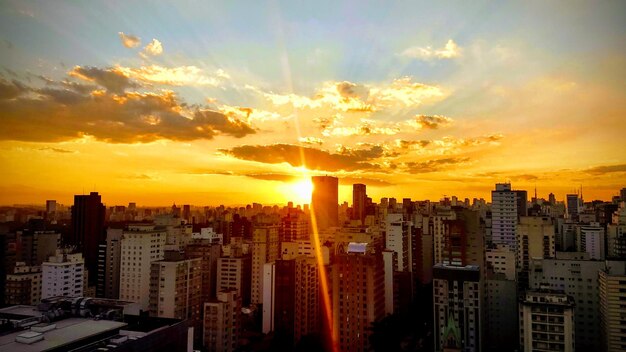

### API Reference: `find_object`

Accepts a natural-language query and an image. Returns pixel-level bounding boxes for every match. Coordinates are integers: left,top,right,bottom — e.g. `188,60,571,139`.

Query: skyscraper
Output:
491,183,517,250
352,183,366,224
70,192,105,287
311,176,338,231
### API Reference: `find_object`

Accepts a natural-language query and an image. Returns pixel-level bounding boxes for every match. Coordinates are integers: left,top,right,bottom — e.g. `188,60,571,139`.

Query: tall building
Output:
516,216,555,289
566,194,581,221
18,230,60,266
433,264,482,352
5,262,42,305
203,290,241,352
491,183,518,250
514,190,528,218
97,228,122,298
352,183,367,224
599,265,626,351
262,256,319,347
311,176,339,231
119,224,166,310
42,251,84,299
149,252,202,338
70,192,105,287
385,213,411,272
251,225,279,305
576,222,605,259
45,200,57,214
607,202,626,258
519,289,575,352
185,239,221,302
331,244,385,352
280,211,309,242
217,255,251,306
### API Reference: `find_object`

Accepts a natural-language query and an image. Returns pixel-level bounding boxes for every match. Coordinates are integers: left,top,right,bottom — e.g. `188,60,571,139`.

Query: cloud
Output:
400,39,461,60
0,78,28,100
219,144,381,171
339,177,394,187
69,66,136,94
38,147,75,153
0,77,256,142
143,39,163,56
405,157,470,173
118,32,141,48
298,136,324,145
116,65,229,86
408,115,453,129
585,164,626,175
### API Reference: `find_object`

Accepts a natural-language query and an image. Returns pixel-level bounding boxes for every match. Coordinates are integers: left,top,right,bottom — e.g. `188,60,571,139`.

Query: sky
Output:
0,0,625,206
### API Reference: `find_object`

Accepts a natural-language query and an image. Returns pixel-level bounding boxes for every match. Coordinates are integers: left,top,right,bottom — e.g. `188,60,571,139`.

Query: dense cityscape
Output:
0,181,625,351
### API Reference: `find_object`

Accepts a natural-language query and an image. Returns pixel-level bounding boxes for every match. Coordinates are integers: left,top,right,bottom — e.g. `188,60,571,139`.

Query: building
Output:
5,262,42,305
433,264,482,352
576,222,605,259
280,211,309,242
519,290,575,352
251,225,279,305
514,190,528,218
203,290,241,352
607,202,626,258
385,213,411,272
331,244,385,352
352,183,367,224
217,254,252,306
97,228,122,299
185,238,221,302
599,264,626,351
263,256,319,347
517,216,555,289
119,224,166,310
18,230,60,266
149,251,202,338
42,251,84,299
311,176,339,231
529,254,626,350
70,192,105,287
566,194,581,221
485,271,517,352
491,183,518,250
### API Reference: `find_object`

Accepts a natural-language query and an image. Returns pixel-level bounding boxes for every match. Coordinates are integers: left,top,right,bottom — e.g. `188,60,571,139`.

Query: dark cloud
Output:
405,157,470,173
0,79,256,142
0,78,28,100
586,164,626,175
219,144,381,172
339,177,394,187
396,139,431,149
70,66,137,94
38,147,75,153
414,115,453,129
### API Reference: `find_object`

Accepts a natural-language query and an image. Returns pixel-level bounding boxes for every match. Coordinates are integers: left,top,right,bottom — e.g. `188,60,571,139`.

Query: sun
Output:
287,178,313,205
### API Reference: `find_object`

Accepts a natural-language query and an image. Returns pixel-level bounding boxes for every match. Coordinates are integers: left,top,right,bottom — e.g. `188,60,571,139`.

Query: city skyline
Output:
1,1,625,205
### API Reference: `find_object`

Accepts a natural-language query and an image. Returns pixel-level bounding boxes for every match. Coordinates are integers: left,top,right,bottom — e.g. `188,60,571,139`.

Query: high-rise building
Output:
203,290,241,352
599,265,626,351
70,192,105,287
251,225,279,305
119,224,166,310
576,222,605,259
149,251,202,339
385,213,411,272
45,200,57,215
217,255,251,306
280,211,309,242
97,228,122,299
185,239,221,302
517,216,555,289
352,184,367,224
433,264,482,352
566,194,581,220
5,262,42,305
491,183,518,250
331,244,385,352
519,290,575,352
18,230,60,266
607,202,626,258
514,190,528,218
311,176,338,231
42,251,84,299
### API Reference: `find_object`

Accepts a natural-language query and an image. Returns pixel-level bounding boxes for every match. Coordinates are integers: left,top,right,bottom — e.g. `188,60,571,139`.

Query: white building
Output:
42,251,84,299
576,222,605,259
385,213,412,272
491,183,517,250
119,224,166,310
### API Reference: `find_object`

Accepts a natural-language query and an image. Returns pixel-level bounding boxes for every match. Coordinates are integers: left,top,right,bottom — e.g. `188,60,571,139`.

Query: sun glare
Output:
289,178,313,205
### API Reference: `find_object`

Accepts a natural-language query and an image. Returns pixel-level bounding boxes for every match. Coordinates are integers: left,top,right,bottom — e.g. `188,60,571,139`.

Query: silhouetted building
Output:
70,192,105,287
352,183,366,224
311,176,338,231
204,290,241,352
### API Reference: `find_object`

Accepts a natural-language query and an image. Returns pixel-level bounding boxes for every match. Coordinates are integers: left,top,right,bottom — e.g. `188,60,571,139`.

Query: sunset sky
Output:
1,1,625,206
